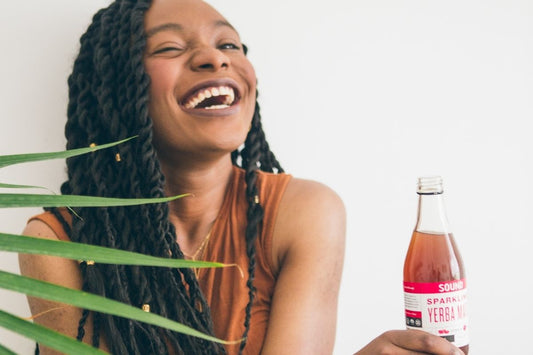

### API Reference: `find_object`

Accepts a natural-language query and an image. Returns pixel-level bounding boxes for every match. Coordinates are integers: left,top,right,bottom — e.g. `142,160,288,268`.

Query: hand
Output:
354,329,465,355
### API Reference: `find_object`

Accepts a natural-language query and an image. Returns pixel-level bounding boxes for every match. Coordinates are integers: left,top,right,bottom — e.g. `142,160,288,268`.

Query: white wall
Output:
1,1,531,354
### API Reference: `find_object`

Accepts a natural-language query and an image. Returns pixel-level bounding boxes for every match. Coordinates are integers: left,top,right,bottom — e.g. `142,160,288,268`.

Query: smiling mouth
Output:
183,86,237,110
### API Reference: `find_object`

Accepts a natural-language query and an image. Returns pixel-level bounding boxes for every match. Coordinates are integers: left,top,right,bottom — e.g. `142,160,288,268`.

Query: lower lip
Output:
180,103,241,118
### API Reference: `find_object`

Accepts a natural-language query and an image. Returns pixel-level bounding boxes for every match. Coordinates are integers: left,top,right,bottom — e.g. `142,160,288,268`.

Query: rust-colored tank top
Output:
29,166,292,355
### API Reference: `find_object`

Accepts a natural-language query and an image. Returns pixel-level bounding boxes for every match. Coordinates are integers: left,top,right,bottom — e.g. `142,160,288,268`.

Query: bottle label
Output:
403,279,468,347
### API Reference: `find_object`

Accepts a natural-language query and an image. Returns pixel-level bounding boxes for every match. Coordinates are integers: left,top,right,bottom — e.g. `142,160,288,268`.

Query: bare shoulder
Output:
19,218,81,287
22,218,62,241
281,177,345,217
271,177,346,272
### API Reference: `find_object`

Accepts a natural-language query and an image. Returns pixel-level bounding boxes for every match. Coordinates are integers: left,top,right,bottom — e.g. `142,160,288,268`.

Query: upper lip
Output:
179,78,241,108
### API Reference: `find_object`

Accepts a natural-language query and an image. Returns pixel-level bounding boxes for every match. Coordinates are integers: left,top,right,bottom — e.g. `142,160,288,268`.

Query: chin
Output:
215,137,247,153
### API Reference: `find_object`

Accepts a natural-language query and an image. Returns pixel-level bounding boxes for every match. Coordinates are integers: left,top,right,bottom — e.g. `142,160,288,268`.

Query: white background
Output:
1,1,531,354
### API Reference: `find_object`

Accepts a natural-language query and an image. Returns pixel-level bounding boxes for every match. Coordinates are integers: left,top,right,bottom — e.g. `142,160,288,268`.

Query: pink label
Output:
404,279,466,293
403,279,469,347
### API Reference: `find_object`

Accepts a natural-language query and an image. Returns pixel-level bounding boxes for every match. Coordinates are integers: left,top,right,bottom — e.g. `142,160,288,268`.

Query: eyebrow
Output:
145,20,237,38
145,23,183,38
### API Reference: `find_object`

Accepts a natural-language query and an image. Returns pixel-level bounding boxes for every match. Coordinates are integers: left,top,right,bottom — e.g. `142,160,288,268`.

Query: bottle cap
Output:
417,176,443,195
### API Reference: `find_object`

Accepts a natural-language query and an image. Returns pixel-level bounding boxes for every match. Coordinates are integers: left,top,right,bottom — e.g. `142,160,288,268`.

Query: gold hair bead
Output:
78,260,95,266
142,304,150,312
195,299,204,312
115,153,121,162
89,143,97,148
254,195,260,204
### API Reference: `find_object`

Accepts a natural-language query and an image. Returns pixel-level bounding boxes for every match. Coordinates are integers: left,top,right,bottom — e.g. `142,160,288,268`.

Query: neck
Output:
159,155,235,253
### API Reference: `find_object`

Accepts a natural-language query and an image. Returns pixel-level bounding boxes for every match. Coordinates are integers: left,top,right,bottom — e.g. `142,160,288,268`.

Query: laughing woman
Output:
19,1,463,354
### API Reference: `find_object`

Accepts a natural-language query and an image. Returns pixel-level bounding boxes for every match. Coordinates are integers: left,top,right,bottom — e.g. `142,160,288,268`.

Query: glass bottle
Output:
403,176,469,354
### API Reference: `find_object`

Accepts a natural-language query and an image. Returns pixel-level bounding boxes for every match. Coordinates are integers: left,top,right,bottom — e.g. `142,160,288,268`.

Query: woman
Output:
19,0,463,354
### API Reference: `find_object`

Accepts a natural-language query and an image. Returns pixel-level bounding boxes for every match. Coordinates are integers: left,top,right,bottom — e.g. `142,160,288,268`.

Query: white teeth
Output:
205,104,230,110
184,86,235,109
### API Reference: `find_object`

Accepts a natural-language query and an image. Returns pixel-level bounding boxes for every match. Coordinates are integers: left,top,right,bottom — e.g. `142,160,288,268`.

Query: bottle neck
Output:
415,192,451,234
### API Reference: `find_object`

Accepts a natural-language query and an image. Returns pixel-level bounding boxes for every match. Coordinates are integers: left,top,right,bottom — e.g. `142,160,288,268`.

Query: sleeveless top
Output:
29,166,292,355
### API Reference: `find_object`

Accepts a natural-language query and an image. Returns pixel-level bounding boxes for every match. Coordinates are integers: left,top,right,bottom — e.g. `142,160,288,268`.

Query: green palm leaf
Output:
0,310,106,354
0,183,48,190
0,233,226,269
0,193,188,208
0,137,137,168
0,271,231,345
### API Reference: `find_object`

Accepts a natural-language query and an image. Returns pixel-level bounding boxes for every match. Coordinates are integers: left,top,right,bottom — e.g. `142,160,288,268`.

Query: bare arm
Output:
18,220,109,354
261,178,346,355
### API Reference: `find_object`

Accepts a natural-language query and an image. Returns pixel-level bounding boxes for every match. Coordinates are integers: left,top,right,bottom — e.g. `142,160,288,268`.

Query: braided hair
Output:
46,0,283,354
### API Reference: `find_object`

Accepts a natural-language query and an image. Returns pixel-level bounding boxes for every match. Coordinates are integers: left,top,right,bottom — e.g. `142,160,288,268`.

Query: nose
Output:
189,45,230,72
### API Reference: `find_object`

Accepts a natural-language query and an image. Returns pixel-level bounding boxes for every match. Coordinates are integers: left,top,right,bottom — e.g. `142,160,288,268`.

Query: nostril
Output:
195,62,228,71
198,63,214,69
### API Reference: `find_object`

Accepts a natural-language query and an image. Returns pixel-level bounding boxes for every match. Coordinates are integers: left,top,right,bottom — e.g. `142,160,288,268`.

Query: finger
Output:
387,329,464,355
354,339,431,355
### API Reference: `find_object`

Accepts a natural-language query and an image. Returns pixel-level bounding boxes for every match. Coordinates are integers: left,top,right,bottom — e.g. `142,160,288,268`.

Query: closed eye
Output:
153,47,183,55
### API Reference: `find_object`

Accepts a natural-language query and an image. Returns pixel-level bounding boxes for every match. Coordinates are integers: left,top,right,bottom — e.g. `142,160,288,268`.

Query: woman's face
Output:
143,0,256,162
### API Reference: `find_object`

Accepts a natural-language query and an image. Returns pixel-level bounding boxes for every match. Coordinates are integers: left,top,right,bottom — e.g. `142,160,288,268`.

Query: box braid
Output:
232,97,283,354
42,1,284,354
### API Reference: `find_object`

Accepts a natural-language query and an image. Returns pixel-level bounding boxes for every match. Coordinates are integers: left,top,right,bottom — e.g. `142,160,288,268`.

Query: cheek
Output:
144,63,176,142
242,61,257,118
244,61,257,93
145,61,176,107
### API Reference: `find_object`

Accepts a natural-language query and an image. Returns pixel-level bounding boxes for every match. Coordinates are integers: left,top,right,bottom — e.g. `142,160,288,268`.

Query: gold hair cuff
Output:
254,195,260,204
89,143,97,148
115,153,121,162
78,260,95,266
142,304,150,312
